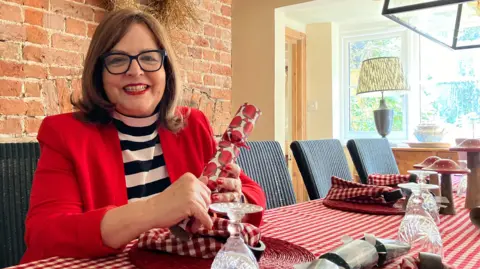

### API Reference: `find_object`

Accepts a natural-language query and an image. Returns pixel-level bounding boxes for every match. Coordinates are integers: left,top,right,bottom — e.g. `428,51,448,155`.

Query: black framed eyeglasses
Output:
101,49,167,75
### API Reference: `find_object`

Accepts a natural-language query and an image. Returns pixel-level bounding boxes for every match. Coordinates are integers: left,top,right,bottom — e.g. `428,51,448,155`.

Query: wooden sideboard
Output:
392,147,461,174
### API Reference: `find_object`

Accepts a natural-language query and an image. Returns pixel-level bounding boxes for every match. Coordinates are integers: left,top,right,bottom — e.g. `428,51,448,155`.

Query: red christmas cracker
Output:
172,103,261,238
202,103,262,191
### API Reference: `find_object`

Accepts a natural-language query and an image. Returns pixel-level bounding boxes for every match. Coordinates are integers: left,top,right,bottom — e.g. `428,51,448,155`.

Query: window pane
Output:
349,36,404,132
420,37,480,138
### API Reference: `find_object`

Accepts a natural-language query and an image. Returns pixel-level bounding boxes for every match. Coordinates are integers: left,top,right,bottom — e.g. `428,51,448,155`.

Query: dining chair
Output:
290,139,352,200
0,142,41,268
236,141,297,209
346,138,400,184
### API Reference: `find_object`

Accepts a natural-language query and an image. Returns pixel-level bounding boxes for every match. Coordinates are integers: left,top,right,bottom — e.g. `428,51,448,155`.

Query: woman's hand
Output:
212,163,244,203
146,172,213,231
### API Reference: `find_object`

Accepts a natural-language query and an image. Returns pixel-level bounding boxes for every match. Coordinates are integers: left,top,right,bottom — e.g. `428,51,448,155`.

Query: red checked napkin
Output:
326,176,401,204
367,174,413,186
138,217,261,259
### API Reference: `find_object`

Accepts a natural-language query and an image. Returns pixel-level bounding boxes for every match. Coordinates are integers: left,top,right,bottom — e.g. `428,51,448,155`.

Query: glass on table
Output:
210,202,263,269
406,170,441,224
397,183,443,258
456,160,468,197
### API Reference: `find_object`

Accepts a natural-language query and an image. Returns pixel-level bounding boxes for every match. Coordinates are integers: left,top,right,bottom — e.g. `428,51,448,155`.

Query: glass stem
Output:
227,209,244,239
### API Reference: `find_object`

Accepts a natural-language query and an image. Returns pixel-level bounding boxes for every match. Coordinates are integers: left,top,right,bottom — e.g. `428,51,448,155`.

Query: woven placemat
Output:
128,237,315,269
323,199,405,215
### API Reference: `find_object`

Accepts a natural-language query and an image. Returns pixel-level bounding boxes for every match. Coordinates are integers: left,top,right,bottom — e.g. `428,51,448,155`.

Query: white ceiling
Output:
283,0,388,26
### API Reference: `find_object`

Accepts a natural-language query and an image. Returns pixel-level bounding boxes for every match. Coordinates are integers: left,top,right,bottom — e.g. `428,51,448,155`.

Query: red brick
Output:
202,49,215,61
0,3,23,23
66,18,86,36
23,64,47,79
51,0,94,21
46,49,83,67
3,0,23,4
44,13,64,30
0,42,21,60
188,47,202,59
87,23,97,38
175,44,188,57
26,25,48,45
222,29,231,40
24,0,48,9
210,14,230,29
187,72,202,84
210,39,228,52
193,61,210,73
49,67,82,77
215,28,222,38
220,5,231,17
26,101,44,116
94,10,104,23
179,58,193,70
23,45,44,62
211,89,231,100
0,118,22,134
204,24,216,37
58,79,73,112
219,0,231,4
211,64,231,76
202,0,215,11
215,52,221,61
25,118,43,133
0,99,27,115
194,36,210,47
0,23,26,42
25,82,41,97
220,53,230,65
0,80,22,97
43,80,60,115
72,0,84,3
203,75,215,86
85,0,103,7
0,61,23,77
25,9,44,26
52,33,88,52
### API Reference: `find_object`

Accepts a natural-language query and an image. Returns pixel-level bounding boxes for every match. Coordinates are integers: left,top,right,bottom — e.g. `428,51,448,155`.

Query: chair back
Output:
236,141,296,209
290,139,352,200
346,138,399,183
0,142,40,268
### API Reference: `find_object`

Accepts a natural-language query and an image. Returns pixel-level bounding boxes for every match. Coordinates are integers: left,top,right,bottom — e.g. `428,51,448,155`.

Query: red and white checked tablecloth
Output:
8,195,480,269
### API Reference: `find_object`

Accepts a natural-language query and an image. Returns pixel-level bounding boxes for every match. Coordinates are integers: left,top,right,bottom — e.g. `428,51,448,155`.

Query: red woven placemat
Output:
128,237,315,269
323,199,405,215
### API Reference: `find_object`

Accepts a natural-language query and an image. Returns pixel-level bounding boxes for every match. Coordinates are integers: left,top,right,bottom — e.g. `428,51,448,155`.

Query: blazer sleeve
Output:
196,110,267,227
22,117,122,263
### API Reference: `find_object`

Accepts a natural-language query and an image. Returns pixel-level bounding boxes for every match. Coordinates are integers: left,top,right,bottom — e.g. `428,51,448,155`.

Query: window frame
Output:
339,27,414,142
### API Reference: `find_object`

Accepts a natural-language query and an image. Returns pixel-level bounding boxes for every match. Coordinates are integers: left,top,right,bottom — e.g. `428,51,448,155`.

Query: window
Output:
339,27,480,142
341,30,409,140
420,38,480,140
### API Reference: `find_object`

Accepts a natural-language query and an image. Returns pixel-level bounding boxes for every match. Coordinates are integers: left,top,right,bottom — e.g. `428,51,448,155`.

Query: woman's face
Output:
102,23,166,117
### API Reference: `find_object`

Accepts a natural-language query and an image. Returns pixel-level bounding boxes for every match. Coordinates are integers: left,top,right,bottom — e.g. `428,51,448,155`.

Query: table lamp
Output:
356,57,408,138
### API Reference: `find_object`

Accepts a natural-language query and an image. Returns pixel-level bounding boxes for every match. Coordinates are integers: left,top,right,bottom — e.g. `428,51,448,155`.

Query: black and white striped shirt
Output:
112,111,171,202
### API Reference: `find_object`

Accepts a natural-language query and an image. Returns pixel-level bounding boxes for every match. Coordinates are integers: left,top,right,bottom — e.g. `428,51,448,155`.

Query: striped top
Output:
112,111,171,202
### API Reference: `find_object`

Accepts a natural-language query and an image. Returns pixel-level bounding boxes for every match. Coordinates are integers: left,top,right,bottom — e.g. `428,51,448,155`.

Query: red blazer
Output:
21,108,266,263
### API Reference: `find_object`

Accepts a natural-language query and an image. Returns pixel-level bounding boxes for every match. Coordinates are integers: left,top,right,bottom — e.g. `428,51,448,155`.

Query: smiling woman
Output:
21,8,266,264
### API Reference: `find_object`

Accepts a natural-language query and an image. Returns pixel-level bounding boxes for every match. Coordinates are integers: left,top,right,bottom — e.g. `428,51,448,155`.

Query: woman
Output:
22,8,266,263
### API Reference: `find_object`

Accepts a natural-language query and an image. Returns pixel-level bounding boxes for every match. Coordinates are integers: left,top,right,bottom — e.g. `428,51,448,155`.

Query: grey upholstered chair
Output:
0,142,40,268
236,141,296,209
290,139,352,200
346,138,400,184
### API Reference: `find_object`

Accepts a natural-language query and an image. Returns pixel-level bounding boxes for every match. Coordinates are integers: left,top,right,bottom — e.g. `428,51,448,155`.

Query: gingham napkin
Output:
367,174,413,186
138,217,261,258
325,176,402,204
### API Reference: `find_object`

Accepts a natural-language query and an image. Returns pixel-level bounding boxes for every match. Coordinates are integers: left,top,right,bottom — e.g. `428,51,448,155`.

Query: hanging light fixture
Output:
382,0,480,50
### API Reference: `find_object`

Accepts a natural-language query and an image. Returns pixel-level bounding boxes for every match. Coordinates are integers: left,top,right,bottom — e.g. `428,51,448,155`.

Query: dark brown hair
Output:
72,8,184,132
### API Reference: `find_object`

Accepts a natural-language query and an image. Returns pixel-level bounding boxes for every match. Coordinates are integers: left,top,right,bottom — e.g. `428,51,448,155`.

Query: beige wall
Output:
305,22,340,140
231,0,313,146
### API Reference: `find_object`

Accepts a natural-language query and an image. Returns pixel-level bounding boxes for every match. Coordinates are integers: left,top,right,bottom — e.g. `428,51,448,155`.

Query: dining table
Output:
7,194,480,269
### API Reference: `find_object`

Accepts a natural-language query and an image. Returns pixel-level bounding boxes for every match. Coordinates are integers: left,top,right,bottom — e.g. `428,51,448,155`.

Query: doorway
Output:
285,27,308,203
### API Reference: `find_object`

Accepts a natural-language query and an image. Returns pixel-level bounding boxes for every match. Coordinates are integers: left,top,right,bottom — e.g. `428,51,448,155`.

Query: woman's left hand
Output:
212,163,244,203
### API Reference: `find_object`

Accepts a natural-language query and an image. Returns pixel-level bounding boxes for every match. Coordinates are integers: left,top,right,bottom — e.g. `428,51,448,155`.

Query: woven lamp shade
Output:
356,57,408,95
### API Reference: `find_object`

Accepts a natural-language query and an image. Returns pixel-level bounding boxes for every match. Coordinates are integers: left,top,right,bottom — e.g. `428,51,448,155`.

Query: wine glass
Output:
397,183,443,257
406,170,441,224
456,160,468,197
209,202,263,269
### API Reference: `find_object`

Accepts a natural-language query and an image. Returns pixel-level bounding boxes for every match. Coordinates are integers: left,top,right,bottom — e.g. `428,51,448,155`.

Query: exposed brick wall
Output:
0,0,232,141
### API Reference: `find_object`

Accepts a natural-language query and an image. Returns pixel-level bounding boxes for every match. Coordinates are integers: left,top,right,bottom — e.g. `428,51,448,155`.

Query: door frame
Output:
285,27,308,202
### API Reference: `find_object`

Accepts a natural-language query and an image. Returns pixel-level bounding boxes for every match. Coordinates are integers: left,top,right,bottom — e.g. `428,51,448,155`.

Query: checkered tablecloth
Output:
8,194,480,269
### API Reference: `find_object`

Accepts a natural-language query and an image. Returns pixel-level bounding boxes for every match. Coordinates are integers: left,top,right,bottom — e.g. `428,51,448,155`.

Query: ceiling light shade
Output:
382,0,480,50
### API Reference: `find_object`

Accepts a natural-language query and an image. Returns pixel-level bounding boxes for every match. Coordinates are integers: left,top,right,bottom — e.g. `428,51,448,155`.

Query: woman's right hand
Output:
145,172,213,232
